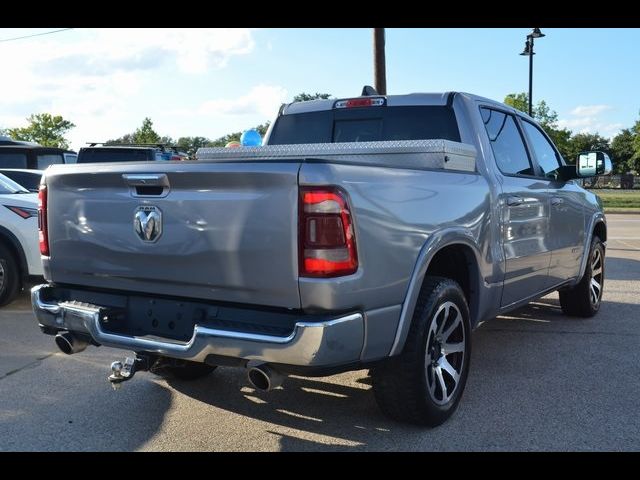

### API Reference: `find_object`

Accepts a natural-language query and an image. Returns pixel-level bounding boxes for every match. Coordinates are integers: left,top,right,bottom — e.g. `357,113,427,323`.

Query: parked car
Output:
77,143,186,163
0,169,44,193
0,173,41,305
0,136,75,169
32,90,611,426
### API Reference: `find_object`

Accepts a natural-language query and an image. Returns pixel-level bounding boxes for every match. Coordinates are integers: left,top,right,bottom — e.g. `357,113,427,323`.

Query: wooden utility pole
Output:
373,28,387,95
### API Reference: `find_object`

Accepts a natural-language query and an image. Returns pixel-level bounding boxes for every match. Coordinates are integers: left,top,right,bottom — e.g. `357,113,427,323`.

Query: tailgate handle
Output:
123,174,169,187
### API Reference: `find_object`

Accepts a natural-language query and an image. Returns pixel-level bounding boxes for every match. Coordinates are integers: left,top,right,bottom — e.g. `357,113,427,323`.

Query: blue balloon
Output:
240,129,262,147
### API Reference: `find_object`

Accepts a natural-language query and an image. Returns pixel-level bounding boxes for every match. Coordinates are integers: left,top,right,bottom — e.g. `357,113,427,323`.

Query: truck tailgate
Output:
44,161,301,309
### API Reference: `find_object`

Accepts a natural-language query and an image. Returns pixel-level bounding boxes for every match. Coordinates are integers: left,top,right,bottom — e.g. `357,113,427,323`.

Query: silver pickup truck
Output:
31,92,611,426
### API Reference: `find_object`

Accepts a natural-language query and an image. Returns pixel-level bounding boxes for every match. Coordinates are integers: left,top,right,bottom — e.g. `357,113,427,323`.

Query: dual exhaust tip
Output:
54,333,284,391
247,364,284,392
54,332,89,355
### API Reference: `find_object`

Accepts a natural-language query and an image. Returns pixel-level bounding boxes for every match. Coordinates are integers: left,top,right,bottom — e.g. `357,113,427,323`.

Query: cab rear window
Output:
269,106,460,145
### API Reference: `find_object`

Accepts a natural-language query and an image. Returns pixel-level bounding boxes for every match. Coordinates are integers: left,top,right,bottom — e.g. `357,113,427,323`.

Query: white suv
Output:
0,173,41,305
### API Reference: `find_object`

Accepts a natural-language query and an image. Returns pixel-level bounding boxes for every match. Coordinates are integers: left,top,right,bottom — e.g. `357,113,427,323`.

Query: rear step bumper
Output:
31,284,364,367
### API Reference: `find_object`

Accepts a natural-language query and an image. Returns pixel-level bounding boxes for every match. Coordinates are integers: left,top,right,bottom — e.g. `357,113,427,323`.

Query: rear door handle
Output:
551,197,564,206
507,196,524,206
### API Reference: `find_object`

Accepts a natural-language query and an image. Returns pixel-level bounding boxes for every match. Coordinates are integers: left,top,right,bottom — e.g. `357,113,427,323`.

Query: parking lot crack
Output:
0,353,57,381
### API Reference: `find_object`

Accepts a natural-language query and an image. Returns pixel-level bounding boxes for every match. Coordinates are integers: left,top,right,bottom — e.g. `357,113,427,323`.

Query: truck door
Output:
480,108,552,307
519,119,585,285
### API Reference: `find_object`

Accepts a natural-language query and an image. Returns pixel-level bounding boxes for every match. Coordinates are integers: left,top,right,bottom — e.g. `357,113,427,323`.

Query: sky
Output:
0,28,638,152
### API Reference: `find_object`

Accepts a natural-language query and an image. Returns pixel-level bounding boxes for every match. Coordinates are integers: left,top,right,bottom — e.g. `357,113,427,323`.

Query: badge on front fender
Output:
134,206,162,243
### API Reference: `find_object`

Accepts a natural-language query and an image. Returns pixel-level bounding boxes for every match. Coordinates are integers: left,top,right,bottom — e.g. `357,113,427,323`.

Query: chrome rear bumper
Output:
31,284,364,367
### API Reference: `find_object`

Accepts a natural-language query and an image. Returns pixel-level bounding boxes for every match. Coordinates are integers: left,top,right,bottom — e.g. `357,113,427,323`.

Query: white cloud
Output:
0,28,257,149
558,104,622,139
198,85,288,117
569,105,612,117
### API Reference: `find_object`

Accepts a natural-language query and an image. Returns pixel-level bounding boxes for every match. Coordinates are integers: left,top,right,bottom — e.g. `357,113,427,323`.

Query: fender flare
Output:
388,227,483,356
574,212,607,285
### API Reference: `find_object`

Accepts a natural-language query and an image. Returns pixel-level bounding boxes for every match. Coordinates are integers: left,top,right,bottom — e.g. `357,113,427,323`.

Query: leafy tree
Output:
7,113,75,149
504,93,572,160
176,136,211,158
293,92,332,102
133,117,161,144
631,114,640,173
610,129,636,174
106,118,172,147
564,133,611,165
105,133,134,145
504,92,529,114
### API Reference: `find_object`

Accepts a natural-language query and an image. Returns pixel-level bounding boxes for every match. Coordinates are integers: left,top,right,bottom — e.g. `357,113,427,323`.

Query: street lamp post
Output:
519,28,545,117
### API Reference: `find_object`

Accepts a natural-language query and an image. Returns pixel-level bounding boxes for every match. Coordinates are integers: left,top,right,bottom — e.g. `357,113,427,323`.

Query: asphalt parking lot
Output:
1,214,639,451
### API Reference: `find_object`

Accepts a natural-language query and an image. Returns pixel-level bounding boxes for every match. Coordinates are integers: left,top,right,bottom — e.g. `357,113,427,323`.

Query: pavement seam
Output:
0,352,57,381
481,328,640,337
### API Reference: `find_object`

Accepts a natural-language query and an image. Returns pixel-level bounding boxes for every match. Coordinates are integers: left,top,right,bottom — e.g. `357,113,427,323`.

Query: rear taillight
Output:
38,185,49,256
299,187,358,277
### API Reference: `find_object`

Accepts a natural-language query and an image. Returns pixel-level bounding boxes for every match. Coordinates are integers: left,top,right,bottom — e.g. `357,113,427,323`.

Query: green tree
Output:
133,117,161,144
293,92,332,102
504,93,572,159
631,114,640,173
106,119,172,147
105,133,134,145
610,129,636,173
176,136,211,158
8,113,76,149
564,133,611,165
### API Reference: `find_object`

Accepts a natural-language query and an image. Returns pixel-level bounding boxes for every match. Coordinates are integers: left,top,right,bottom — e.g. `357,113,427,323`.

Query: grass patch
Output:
592,189,640,209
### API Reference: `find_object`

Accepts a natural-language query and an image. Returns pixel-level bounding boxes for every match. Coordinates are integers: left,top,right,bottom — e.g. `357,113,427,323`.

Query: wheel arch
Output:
389,228,483,356
575,212,607,286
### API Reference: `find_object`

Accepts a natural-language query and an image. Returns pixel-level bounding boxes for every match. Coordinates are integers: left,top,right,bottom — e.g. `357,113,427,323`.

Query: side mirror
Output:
577,151,613,178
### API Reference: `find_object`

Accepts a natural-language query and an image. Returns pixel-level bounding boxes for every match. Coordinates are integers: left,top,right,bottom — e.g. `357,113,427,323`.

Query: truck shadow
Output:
0,350,172,451
167,369,408,451
168,290,636,451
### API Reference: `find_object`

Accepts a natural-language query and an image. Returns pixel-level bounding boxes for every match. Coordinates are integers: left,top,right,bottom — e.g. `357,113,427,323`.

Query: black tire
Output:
0,244,20,307
154,360,217,381
559,235,605,317
371,276,472,426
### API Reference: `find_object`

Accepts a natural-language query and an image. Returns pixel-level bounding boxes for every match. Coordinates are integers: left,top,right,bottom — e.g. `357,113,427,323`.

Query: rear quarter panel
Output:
298,162,494,313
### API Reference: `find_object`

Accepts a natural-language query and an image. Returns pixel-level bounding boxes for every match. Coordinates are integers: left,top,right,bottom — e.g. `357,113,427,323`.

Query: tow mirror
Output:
577,151,613,178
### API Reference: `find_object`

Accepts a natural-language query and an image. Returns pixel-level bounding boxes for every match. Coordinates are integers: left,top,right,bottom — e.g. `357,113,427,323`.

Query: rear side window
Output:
78,149,152,163
37,154,64,169
480,108,534,176
269,106,461,145
0,153,28,168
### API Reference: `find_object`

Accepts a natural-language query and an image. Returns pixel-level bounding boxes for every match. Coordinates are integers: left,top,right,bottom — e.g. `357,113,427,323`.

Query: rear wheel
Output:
559,236,604,317
371,276,472,426
0,244,20,307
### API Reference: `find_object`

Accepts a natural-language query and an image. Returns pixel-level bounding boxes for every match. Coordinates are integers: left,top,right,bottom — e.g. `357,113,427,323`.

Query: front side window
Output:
480,108,533,176
521,121,562,178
